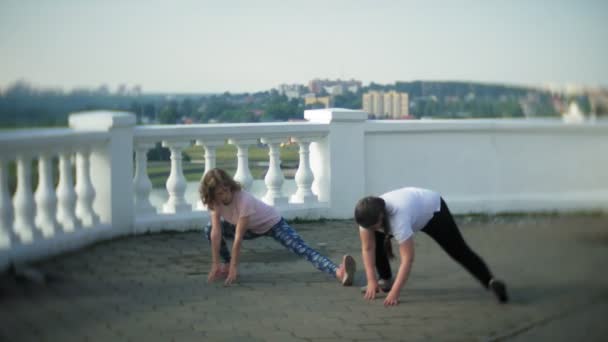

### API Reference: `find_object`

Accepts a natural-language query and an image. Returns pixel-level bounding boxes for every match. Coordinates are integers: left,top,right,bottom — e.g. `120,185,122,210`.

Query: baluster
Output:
228,138,256,191
34,153,60,237
195,140,224,210
260,137,288,206
75,147,99,227
290,137,317,204
56,151,80,231
0,158,16,248
13,155,40,243
162,141,191,213
133,142,156,214
309,138,329,202
196,140,225,176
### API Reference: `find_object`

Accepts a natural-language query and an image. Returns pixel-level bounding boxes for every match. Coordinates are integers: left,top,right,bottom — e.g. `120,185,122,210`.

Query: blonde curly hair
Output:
199,168,241,209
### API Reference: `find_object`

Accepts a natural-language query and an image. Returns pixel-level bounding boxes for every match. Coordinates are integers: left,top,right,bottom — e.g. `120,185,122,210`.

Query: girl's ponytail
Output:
382,215,394,259
355,196,394,259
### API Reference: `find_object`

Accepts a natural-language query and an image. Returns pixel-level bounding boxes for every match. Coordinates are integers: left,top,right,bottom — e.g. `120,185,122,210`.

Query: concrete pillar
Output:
69,111,136,234
305,108,368,218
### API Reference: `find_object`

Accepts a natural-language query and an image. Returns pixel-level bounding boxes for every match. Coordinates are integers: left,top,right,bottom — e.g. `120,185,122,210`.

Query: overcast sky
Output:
1,0,607,93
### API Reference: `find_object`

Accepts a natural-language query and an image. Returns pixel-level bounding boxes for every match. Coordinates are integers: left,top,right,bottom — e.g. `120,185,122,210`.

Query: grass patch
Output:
183,144,299,163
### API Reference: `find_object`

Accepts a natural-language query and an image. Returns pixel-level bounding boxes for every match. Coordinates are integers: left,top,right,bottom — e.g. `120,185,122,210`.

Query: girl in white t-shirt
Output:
354,187,508,306
200,168,356,286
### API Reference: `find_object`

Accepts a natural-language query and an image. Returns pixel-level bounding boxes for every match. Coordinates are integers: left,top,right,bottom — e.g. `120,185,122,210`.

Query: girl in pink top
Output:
200,168,356,286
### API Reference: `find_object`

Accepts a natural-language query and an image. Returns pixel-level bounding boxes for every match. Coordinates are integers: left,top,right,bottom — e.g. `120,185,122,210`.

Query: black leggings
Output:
375,198,494,288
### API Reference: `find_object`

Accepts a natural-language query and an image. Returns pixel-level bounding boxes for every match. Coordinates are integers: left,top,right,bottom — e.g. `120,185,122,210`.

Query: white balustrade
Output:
56,152,80,231
34,153,60,237
2,109,607,270
75,147,99,227
133,142,156,215
228,138,256,191
261,137,288,206
291,137,318,204
162,140,191,213
0,159,15,248
195,140,224,210
13,155,40,243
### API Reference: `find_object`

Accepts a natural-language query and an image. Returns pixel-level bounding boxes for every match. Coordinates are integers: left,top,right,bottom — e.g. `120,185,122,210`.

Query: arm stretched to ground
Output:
207,210,223,282
384,238,414,306
225,215,249,285
359,227,379,300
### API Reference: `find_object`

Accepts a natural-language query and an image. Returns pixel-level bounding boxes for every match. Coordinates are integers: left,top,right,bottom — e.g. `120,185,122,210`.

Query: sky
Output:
1,0,607,93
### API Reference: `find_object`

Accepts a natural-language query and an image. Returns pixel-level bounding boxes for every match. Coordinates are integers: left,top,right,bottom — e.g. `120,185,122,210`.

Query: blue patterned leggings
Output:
203,218,337,276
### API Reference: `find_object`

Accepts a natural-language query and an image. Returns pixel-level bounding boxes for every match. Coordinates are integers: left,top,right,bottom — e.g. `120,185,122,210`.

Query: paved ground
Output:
1,214,607,341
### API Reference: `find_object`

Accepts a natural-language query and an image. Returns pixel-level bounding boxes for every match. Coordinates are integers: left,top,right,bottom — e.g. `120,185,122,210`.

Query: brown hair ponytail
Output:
382,213,394,259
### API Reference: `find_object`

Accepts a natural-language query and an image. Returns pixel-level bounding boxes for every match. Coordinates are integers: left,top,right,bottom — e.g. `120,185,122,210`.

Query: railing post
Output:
133,142,156,215
34,152,61,237
13,155,41,243
75,147,99,227
69,111,136,234
0,158,16,249
162,140,191,213
260,137,288,206
228,138,256,191
195,140,224,210
56,151,80,231
196,140,224,176
305,108,368,218
290,137,317,204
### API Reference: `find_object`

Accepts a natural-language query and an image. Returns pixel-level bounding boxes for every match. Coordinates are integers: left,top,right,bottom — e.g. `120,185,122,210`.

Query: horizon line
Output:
2,78,608,95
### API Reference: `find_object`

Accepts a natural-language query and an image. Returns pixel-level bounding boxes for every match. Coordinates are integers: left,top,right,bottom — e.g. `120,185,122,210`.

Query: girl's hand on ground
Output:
364,282,379,300
207,264,220,283
224,265,238,285
383,290,400,307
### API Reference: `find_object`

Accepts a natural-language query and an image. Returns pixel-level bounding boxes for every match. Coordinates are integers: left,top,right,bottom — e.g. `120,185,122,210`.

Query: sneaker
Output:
339,255,356,286
360,278,392,293
489,279,509,303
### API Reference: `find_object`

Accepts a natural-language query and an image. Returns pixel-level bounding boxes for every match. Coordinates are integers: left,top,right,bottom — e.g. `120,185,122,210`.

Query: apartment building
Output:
363,91,409,118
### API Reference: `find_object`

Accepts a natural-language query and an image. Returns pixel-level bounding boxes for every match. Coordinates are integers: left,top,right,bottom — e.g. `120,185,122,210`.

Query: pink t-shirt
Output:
215,190,281,234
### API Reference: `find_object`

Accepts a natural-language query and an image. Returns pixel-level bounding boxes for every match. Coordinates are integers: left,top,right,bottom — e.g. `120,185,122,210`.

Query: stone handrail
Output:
0,129,108,156
1,108,607,270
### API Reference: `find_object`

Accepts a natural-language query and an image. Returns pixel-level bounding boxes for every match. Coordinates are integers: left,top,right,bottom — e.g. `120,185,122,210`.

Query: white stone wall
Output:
304,111,608,217
363,120,608,213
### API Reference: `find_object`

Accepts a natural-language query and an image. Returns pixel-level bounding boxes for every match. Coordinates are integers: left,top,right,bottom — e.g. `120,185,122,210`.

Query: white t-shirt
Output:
380,187,441,243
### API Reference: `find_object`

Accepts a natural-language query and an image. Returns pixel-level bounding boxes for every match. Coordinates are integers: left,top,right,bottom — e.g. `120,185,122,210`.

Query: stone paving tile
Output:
1,215,607,341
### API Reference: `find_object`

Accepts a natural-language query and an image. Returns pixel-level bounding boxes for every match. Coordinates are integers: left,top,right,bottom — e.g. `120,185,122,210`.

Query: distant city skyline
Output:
1,0,607,93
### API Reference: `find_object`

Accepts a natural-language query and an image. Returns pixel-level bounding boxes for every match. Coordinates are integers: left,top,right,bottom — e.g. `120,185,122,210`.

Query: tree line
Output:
1,80,585,128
